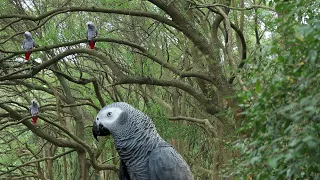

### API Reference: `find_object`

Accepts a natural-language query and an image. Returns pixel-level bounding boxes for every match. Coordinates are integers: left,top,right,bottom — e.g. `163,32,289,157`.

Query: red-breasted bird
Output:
86,22,98,49
22,31,36,60
29,99,40,124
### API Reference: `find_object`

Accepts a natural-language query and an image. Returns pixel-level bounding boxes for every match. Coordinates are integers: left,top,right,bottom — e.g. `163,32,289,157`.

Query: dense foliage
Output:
0,0,319,179
232,0,320,178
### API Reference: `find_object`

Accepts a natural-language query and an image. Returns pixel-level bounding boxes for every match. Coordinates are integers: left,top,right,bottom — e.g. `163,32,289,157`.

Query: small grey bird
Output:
92,102,194,180
29,99,40,124
86,22,98,49
22,31,36,60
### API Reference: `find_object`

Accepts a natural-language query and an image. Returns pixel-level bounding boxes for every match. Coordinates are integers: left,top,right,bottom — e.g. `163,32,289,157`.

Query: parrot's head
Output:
24,31,32,39
92,102,154,141
86,22,95,29
31,99,37,105
30,99,39,109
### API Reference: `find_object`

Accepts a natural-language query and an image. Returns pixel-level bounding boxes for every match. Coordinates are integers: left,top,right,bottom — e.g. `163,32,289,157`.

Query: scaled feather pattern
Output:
93,102,194,180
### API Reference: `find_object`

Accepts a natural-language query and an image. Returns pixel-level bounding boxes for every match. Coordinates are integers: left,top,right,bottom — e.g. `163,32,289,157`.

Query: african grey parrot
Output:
29,99,40,124
86,22,98,49
92,102,194,180
22,31,36,60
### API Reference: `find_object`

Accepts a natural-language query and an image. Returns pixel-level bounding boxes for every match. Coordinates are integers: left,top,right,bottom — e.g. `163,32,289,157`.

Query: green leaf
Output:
268,157,279,168
308,50,317,64
256,80,261,93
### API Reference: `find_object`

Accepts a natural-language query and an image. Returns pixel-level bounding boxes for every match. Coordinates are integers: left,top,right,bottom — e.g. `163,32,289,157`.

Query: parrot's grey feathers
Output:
119,158,131,180
93,102,194,180
86,22,98,40
149,146,193,180
29,100,40,116
23,31,35,51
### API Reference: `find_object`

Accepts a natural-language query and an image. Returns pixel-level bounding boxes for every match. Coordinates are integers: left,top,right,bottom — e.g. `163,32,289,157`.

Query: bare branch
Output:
0,103,85,150
92,80,106,107
0,48,124,81
0,116,29,131
215,7,248,91
1,37,214,84
109,76,221,115
0,149,75,176
38,115,118,171
169,116,215,135
193,3,275,12
0,7,181,30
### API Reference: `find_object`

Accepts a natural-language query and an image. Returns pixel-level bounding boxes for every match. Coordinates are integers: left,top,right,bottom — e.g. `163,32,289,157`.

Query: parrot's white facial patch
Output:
87,22,94,27
24,31,32,37
96,107,123,126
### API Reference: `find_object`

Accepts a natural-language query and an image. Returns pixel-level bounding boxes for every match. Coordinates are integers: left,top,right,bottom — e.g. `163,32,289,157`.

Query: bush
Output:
231,0,320,179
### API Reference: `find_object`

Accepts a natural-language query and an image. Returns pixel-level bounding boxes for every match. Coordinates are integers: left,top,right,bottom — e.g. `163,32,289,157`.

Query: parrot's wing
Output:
23,39,27,50
94,28,98,38
148,146,194,180
119,158,131,180
86,29,89,39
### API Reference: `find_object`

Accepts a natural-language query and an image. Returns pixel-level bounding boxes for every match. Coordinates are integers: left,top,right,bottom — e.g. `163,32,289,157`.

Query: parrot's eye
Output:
96,118,99,121
107,112,112,117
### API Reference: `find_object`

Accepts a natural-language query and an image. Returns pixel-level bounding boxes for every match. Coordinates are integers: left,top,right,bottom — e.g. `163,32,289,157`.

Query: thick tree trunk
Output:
62,148,68,180
78,152,89,180
46,145,54,180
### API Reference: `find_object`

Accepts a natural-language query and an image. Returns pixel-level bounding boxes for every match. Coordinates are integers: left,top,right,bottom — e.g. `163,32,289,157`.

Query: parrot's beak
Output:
92,121,111,141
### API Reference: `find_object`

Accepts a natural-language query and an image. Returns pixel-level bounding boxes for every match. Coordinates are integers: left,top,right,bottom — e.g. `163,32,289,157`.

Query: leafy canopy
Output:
231,0,320,179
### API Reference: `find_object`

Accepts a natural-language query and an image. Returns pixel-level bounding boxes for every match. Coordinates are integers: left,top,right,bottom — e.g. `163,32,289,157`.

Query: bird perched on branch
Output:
29,99,40,124
22,31,36,60
92,102,194,180
86,22,98,49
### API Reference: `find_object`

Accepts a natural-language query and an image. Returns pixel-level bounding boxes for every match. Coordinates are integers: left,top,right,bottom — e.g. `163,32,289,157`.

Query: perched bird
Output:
86,22,98,49
29,99,40,124
22,31,36,60
92,102,194,180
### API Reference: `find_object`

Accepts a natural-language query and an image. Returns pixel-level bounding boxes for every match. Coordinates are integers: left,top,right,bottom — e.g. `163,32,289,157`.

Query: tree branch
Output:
215,7,248,91
193,3,275,12
109,76,221,115
134,51,214,83
169,116,215,135
38,115,118,171
0,149,75,176
0,103,85,151
0,6,181,30
92,80,106,107
0,48,124,81
1,36,215,84
0,116,29,131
